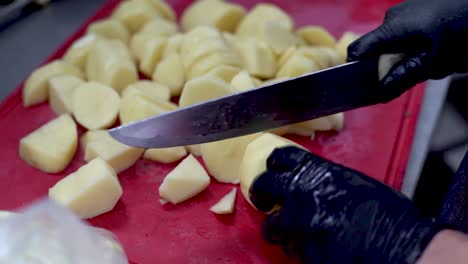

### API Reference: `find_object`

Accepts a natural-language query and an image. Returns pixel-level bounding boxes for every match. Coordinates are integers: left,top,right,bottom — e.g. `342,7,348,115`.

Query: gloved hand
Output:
250,146,441,264
348,0,468,102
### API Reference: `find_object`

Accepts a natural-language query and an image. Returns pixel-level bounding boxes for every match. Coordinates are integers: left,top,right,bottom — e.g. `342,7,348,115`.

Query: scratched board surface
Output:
0,0,423,263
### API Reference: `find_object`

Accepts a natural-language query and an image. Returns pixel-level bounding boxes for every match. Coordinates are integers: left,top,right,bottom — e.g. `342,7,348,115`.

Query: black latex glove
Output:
348,0,468,102
250,147,441,264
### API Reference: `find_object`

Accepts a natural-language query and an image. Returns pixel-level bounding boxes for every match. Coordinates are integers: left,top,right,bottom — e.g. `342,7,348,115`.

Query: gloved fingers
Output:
250,170,293,212
378,52,428,103
266,146,311,172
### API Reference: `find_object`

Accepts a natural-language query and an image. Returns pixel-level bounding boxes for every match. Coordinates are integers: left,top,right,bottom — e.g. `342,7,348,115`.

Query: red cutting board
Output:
0,0,423,263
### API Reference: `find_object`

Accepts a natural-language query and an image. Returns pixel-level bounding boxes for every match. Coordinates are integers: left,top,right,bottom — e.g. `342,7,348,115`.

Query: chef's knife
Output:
109,54,403,148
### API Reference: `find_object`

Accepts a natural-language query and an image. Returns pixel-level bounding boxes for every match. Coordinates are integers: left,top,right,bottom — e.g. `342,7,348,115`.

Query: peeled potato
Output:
210,188,237,214
277,45,297,69
319,47,344,66
277,52,320,78
297,46,331,69
152,53,185,96
205,65,241,82
139,36,168,77
201,133,261,184
163,34,184,56
49,157,123,219
236,3,294,37
235,38,276,79
336,31,360,60
258,20,299,55
230,70,257,92
297,26,336,47
87,18,130,44
182,37,230,70
112,0,159,33
142,0,176,21
159,154,210,205
23,60,82,107
181,0,246,32
86,39,138,93
138,17,178,37
73,82,120,130
119,94,177,124
185,145,202,157
63,34,101,69
179,76,233,107
187,51,240,80
122,81,171,102
180,26,223,58
81,130,108,151
239,133,300,206
143,147,188,163
84,133,144,174
19,114,77,173
48,75,84,115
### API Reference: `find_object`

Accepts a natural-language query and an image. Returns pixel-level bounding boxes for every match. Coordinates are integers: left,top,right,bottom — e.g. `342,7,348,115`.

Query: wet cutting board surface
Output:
0,0,423,263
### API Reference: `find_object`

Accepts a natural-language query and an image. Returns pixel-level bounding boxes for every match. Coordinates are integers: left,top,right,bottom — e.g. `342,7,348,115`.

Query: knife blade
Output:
109,57,382,148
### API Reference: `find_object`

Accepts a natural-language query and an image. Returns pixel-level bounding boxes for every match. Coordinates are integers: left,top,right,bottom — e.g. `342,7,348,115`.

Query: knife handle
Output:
378,53,405,80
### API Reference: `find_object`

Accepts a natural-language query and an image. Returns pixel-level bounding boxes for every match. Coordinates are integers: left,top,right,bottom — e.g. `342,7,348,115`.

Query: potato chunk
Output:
336,31,360,60
159,154,210,205
179,76,233,107
23,60,82,107
139,17,178,37
297,26,336,47
48,75,84,115
230,70,257,92
239,133,300,206
63,34,101,69
185,145,202,157
234,38,276,79
206,65,241,82
277,52,319,78
87,18,130,44
119,94,177,124
19,114,77,173
236,3,294,37
258,20,299,55
84,133,144,174
152,53,185,96
80,130,108,151
210,188,237,214
201,133,261,184
142,0,176,21
73,82,120,130
163,34,184,56
181,0,246,32
139,36,168,77
143,147,188,164
111,0,159,33
187,51,241,80
48,158,123,219
122,81,171,102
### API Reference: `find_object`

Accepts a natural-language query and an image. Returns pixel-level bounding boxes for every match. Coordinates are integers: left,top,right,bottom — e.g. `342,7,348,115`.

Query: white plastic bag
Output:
0,199,128,264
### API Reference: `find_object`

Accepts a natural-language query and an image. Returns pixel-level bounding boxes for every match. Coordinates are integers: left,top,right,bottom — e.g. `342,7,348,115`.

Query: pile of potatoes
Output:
18,0,359,218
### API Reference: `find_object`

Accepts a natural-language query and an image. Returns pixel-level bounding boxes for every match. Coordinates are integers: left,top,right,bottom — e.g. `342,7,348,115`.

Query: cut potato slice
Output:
122,80,171,102
210,188,237,214
139,17,178,37
336,31,360,60
143,147,188,163
159,154,210,204
119,94,177,124
139,37,168,77
179,76,233,107
23,60,82,107
201,133,261,184
181,0,246,32
86,39,138,93
19,114,77,173
87,18,130,44
277,45,297,69
182,37,230,70
277,52,319,78
63,34,101,69
48,75,84,115
112,0,159,33
319,47,344,66
297,26,336,47
185,145,202,157
205,65,241,82
152,53,185,96
239,133,301,206
84,133,144,174
187,51,240,80
142,0,176,21
48,157,122,219
235,38,276,79
163,34,184,56
230,70,257,92
73,82,120,130
297,46,330,69
258,20,299,55
236,3,293,37
81,130,108,151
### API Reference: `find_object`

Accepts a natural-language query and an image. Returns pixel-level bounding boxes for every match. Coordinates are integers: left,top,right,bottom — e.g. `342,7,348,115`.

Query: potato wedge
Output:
49,157,122,219
277,52,319,78
84,133,144,174
152,53,185,96
138,17,178,36
277,45,297,69
48,75,84,115
297,26,336,47
235,38,276,78
336,31,360,60
159,154,210,205
23,60,82,107
63,34,101,69
319,47,344,66
236,3,294,37
139,36,168,77
87,18,130,44
19,114,77,173
182,37,230,70
210,188,237,214
73,82,120,130
297,46,331,69
163,34,184,56
258,20,299,55
179,76,233,107
143,147,188,164
81,130,108,151
181,0,246,32
119,94,177,124
205,65,241,82
122,80,171,102
112,0,159,33
201,133,261,184
142,0,176,21
187,51,240,80
230,70,257,92
239,133,301,206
